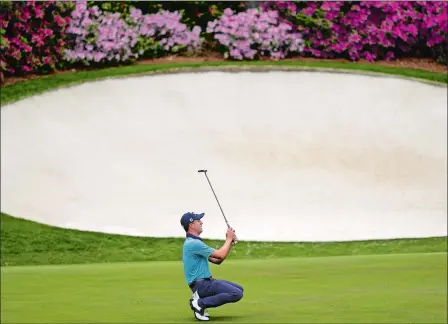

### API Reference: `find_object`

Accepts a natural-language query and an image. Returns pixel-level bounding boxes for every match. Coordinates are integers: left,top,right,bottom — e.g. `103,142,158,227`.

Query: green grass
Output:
1,60,447,323
1,60,447,105
2,213,446,267
1,253,446,323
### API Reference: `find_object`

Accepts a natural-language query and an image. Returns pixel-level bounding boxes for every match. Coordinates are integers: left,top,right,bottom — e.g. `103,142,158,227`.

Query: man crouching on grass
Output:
180,212,243,321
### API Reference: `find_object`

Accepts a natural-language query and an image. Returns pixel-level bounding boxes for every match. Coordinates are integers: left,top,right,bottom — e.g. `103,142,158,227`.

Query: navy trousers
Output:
190,278,244,309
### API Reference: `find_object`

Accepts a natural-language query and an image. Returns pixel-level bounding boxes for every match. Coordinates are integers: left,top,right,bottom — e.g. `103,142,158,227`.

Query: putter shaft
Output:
198,170,238,244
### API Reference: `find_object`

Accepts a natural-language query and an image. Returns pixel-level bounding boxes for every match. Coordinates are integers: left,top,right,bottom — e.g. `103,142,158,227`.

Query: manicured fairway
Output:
2,252,446,323
2,62,447,324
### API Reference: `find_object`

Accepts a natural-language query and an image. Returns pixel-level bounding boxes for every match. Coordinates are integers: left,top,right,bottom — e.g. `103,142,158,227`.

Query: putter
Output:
198,170,238,244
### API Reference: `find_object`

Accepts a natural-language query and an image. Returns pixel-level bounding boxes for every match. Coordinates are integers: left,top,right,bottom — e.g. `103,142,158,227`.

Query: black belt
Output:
189,276,212,289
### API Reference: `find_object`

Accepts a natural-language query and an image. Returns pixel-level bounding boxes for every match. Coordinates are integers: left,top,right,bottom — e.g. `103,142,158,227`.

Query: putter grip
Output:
228,226,238,245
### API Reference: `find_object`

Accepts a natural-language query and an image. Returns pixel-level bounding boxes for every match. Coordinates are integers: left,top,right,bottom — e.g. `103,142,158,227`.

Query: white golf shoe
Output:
190,291,209,321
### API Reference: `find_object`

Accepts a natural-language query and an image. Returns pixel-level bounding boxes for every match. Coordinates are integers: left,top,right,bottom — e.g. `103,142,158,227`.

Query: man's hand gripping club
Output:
209,228,238,264
229,226,238,245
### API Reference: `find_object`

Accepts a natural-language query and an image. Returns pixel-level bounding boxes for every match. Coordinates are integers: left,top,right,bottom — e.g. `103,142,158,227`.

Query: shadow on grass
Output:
184,314,247,322
210,315,247,322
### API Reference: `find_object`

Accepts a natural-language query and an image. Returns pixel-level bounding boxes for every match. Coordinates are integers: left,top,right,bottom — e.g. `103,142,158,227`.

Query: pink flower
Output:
364,52,376,62
34,7,44,19
224,8,234,16
321,2,332,11
385,51,395,61
54,15,66,27
11,50,21,59
349,33,362,43
302,7,316,16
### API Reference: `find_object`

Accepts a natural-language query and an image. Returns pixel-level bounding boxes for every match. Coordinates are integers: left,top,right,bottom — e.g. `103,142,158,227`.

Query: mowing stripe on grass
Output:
2,253,446,323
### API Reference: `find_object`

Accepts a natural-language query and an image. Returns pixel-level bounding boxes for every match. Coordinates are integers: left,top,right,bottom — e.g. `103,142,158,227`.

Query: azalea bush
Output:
87,1,134,19
418,1,448,65
64,0,203,66
64,0,140,66
91,1,249,31
206,8,304,60
260,1,448,63
141,1,249,31
2,1,447,80
0,0,73,80
127,7,203,59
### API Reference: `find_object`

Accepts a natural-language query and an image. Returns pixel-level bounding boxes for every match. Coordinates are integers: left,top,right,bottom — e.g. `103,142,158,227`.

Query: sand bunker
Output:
1,70,447,242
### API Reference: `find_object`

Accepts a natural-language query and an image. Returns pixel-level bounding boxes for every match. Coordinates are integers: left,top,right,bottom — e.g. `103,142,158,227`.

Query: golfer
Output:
180,212,244,321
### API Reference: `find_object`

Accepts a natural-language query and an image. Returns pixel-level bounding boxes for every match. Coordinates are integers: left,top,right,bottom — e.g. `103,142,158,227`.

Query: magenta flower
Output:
34,7,44,19
1,0,72,76
259,0,447,62
349,33,362,43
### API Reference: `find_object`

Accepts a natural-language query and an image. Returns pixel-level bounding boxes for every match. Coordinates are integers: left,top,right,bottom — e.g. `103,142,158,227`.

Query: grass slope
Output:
1,60,447,324
1,253,447,323
1,60,447,105
2,213,446,267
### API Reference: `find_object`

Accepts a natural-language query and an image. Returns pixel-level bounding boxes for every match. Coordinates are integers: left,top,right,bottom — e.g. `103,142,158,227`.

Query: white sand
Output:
1,70,447,242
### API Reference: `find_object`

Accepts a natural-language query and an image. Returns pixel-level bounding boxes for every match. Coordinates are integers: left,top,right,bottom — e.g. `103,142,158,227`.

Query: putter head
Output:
198,170,207,173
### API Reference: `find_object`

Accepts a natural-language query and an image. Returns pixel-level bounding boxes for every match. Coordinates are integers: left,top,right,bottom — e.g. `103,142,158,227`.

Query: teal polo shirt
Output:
182,234,215,286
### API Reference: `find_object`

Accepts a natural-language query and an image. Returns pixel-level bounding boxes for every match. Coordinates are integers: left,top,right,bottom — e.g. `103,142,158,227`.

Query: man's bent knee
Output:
237,289,243,301
230,289,243,302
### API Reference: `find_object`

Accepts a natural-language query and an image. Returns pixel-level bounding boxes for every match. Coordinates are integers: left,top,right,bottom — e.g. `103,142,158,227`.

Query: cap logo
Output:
190,218,193,222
